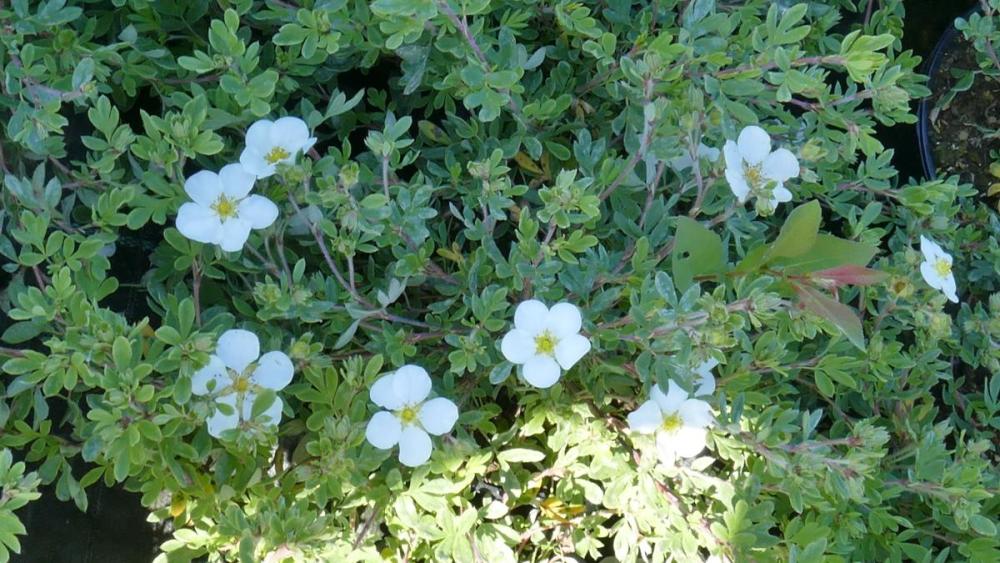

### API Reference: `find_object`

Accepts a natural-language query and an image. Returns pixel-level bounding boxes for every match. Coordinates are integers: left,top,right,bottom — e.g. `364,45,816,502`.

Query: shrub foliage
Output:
0,0,998,561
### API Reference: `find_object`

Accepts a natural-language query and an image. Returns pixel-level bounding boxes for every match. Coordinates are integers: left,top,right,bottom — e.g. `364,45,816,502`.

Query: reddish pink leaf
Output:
812,265,888,287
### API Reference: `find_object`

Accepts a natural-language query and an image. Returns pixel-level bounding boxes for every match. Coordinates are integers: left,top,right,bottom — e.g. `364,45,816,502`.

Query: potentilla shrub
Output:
0,1,997,562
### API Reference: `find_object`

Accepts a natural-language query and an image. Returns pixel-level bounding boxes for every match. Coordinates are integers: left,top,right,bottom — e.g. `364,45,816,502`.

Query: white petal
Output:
771,185,793,204
695,358,719,376
207,393,239,438
722,140,742,170
627,400,662,434
920,235,944,261
694,359,718,397
302,137,318,154
654,433,679,465
671,425,708,459
216,329,260,373
725,168,750,203
652,380,687,414
218,163,256,199
920,262,942,290
371,373,404,410
218,219,253,252
546,302,583,338
554,334,591,370
501,329,535,364
941,274,959,303
762,148,799,182
679,398,713,428
737,125,771,165
398,426,433,467
392,365,432,404
365,411,402,450
238,195,279,230
191,355,227,395
176,203,222,244
245,119,274,151
239,148,275,178
270,116,311,151
184,170,224,206
418,397,459,435
250,351,294,390
699,144,721,162
255,395,283,427
513,299,549,334
522,356,562,388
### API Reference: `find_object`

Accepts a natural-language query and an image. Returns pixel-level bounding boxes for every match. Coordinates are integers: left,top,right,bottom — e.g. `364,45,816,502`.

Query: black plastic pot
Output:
917,6,979,180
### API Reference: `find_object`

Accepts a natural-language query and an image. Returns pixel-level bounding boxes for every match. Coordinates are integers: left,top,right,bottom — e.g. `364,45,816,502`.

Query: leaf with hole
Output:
672,217,725,291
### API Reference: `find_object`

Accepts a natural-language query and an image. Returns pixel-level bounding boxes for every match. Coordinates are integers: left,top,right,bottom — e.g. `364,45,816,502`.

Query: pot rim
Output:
917,6,979,180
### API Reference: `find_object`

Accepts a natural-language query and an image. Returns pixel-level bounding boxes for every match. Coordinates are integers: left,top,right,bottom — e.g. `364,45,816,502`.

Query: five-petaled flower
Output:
365,365,459,467
724,125,800,214
627,380,713,465
239,117,317,178
919,235,958,303
176,163,279,252
500,300,592,389
192,329,294,438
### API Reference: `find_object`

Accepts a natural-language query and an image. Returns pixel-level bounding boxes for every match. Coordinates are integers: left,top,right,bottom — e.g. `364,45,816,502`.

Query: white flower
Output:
191,329,294,438
176,164,279,252
693,358,720,397
669,143,720,171
627,380,713,465
919,236,958,303
724,125,799,213
365,365,459,467
500,300,592,389
239,116,317,178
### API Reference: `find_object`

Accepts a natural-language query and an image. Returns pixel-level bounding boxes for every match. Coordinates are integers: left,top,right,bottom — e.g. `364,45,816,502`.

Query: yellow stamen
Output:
233,376,250,393
398,406,418,425
211,195,238,220
265,146,291,164
743,163,764,188
661,412,683,433
534,331,557,356
933,258,951,278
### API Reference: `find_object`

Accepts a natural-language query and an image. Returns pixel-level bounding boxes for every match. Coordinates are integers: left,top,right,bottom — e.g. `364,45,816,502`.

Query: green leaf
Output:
970,514,997,537
112,336,132,369
72,58,95,91
1,322,43,344
672,217,724,291
766,200,821,260
497,448,546,464
775,234,878,274
251,389,277,419
795,285,865,351
274,24,309,46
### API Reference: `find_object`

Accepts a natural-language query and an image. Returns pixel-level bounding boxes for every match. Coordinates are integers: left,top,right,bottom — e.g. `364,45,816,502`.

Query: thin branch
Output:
599,79,656,201
191,257,203,327
288,194,367,305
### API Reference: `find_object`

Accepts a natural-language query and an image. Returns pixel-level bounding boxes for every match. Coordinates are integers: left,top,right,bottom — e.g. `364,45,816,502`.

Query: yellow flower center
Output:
661,412,683,433
933,258,951,278
398,406,418,425
233,376,251,393
265,146,291,164
743,163,764,188
211,195,239,220
534,331,557,356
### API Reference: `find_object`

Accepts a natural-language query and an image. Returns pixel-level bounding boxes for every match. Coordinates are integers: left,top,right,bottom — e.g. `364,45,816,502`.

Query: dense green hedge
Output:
0,0,998,561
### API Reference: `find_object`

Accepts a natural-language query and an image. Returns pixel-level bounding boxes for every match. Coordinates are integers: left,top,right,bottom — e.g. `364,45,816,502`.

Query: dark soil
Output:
927,37,1000,187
